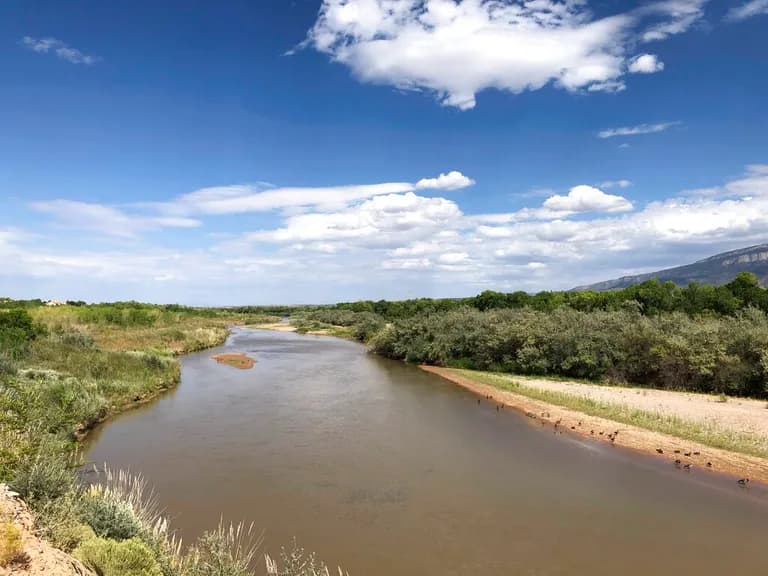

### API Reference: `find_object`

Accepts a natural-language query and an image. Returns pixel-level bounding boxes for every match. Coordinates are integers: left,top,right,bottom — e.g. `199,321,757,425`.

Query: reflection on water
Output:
85,328,768,575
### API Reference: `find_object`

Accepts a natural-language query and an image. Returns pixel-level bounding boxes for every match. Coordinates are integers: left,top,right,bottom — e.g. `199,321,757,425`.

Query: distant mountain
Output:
575,244,768,291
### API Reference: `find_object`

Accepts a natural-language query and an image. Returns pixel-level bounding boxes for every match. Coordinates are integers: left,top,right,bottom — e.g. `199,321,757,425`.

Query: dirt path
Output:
421,366,768,485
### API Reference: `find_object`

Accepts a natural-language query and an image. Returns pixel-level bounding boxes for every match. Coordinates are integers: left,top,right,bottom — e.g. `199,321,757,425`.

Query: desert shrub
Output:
184,522,259,576
77,537,163,576
0,521,29,568
80,489,142,541
10,440,75,506
35,494,94,552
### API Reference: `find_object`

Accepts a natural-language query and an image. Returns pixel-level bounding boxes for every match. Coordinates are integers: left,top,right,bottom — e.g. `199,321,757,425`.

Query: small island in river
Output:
212,352,256,369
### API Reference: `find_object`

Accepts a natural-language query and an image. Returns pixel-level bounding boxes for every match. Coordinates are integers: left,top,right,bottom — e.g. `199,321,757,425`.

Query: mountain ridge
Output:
575,243,768,291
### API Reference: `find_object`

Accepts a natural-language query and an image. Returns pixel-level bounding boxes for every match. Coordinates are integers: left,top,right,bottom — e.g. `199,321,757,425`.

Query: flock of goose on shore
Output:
475,392,751,488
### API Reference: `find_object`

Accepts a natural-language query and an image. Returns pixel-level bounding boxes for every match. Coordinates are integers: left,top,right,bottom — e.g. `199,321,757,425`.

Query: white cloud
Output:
381,258,432,270
248,191,462,246
601,179,632,189
21,36,98,65
542,185,633,214
726,0,768,21
415,171,475,191
628,53,665,73
302,0,706,110
31,200,201,237
10,163,768,303
161,171,473,215
638,0,708,42
598,121,679,138
438,252,469,264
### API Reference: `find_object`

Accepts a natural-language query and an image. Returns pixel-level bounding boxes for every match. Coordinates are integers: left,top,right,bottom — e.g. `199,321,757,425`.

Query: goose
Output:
737,478,750,486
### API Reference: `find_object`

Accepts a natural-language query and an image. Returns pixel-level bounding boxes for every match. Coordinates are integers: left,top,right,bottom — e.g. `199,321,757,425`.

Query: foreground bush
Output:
77,537,163,576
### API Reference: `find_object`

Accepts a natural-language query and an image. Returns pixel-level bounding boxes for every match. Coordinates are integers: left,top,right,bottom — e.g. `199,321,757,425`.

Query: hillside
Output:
576,244,768,291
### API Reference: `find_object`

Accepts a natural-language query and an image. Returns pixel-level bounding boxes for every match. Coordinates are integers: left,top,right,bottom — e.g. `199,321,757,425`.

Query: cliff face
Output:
575,244,768,291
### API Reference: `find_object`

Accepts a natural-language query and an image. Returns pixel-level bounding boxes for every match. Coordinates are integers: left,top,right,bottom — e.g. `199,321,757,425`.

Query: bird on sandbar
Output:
656,448,664,454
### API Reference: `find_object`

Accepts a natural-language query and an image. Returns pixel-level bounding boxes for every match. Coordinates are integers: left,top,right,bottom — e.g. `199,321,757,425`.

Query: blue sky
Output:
1,0,767,304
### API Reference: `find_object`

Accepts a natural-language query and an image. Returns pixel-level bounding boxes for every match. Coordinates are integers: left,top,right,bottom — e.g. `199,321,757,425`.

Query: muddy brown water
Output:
85,329,768,575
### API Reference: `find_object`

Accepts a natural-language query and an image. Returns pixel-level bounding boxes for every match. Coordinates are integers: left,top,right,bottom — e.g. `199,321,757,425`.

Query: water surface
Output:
86,329,768,575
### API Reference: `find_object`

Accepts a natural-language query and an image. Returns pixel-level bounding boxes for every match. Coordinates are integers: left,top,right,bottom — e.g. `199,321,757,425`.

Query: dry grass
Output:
1,519,30,568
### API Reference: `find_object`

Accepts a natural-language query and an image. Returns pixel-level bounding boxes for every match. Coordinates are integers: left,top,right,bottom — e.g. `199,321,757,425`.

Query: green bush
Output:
10,440,75,506
80,490,142,541
77,537,163,576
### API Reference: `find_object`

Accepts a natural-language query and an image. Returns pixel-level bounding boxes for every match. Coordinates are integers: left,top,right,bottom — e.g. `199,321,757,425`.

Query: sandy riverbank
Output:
250,322,297,332
422,366,768,485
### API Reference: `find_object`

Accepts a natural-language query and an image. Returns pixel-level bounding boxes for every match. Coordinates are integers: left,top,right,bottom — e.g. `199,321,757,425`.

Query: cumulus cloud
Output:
21,36,98,64
727,0,768,21
628,53,665,73
415,171,475,191
31,200,200,237
13,163,768,302
542,185,634,214
248,191,462,247
302,0,707,109
598,121,680,138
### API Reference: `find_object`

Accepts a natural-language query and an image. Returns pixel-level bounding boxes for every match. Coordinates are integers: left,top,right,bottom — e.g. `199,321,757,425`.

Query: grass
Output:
454,369,768,459
1,520,29,568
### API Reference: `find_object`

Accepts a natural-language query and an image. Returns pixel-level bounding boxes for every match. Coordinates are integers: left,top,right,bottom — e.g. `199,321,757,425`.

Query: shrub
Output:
77,537,163,576
184,522,259,576
80,489,142,541
0,521,30,568
10,441,75,506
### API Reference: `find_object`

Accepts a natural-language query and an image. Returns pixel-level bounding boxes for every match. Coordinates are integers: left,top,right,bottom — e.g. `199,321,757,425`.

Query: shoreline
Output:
421,365,768,485
74,328,233,442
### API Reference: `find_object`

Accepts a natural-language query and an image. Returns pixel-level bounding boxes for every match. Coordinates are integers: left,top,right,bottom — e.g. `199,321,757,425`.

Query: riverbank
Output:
422,366,768,484
0,306,253,575
251,320,352,338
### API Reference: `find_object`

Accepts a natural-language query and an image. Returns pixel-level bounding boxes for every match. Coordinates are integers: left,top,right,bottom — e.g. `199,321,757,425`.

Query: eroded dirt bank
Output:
421,366,768,485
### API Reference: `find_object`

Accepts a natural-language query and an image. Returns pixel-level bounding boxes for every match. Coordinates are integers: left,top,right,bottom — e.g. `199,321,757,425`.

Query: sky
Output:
1,0,767,305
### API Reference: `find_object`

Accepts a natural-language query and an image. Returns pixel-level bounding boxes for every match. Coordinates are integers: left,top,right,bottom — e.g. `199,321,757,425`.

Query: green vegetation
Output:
297,277,768,399
457,370,768,458
0,300,341,575
329,272,768,317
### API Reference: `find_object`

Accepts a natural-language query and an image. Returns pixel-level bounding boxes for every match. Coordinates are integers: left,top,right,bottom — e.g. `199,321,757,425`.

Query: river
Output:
85,328,768,575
